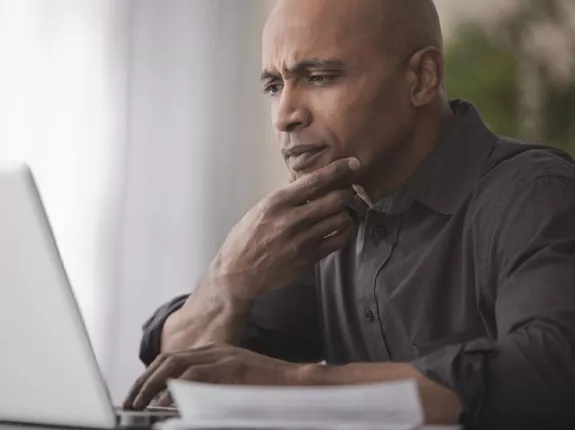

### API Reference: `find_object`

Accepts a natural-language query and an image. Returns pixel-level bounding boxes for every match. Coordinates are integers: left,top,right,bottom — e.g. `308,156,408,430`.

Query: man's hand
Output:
159,157,360,355
205,157,361,301
123,343,306,410
123,343,461,424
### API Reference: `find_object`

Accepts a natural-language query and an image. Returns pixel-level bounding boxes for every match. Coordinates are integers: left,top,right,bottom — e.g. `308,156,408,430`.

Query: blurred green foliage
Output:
444,0,575,153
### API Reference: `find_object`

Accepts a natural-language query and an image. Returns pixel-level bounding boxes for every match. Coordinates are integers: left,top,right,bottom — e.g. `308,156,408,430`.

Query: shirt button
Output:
364,308,375,322
371,225,386,239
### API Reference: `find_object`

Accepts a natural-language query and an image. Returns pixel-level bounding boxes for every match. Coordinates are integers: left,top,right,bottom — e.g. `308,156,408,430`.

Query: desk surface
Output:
1,423,460,430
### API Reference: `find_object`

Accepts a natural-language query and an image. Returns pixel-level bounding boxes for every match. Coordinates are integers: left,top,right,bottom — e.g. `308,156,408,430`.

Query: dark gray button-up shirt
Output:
140,101,575,429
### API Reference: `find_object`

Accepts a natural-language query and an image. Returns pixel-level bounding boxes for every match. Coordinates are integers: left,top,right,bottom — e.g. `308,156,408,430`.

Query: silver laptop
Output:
0,162,177,428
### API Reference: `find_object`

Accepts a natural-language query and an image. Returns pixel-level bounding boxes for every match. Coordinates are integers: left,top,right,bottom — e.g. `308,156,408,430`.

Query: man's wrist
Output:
160,280,255,353
203,259,265,303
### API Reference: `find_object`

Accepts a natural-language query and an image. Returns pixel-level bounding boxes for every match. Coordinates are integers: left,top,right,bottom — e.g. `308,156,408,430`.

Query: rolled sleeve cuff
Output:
139,295,189,366
411,338,497,425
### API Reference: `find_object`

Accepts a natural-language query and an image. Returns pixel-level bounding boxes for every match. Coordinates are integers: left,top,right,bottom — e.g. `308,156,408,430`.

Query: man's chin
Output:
291,159,333,180
292,166,325,180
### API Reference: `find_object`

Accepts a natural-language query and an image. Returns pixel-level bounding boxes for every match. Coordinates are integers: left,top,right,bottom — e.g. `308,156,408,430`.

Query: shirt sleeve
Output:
139,271,323,366
139,294,189,366
412,174,575,430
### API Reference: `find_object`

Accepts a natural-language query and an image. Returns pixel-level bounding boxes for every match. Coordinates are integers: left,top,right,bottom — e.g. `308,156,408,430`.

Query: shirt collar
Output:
351,100,496,216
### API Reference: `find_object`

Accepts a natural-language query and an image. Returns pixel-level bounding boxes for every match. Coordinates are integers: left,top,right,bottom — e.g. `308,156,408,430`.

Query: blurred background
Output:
0,0,573,403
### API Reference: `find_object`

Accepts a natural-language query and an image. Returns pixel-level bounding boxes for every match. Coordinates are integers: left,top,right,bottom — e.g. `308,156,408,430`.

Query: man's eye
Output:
308,75,334,85
263,83,283,96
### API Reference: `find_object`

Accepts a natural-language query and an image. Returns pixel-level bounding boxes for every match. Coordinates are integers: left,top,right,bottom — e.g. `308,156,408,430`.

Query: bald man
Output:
124,0,575,428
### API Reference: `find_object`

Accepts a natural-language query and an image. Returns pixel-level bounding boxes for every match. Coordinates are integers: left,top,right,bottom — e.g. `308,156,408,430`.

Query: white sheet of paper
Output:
165,378,424,429
157,417,418,430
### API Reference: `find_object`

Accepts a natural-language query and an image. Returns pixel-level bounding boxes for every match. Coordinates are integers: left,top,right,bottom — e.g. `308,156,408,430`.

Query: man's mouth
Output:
283,145,328,171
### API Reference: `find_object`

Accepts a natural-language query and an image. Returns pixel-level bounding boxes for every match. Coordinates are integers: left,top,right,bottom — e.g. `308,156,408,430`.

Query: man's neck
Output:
354,102,456,207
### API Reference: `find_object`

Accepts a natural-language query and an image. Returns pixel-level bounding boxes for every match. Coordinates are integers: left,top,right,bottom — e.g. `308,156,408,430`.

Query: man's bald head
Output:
265,0,443,62
368,0,444,57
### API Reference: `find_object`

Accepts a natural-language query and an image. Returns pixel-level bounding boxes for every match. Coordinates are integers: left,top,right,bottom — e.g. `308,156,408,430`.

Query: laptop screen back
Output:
0,162,116,428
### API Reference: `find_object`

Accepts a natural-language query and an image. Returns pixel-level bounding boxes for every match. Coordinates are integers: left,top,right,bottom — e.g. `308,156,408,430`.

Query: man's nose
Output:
273,86,311,132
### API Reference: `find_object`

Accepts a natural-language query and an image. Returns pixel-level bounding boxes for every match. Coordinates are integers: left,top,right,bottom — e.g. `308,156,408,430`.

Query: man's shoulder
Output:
486,135,575,179
464,135,575,224
476,135,575,198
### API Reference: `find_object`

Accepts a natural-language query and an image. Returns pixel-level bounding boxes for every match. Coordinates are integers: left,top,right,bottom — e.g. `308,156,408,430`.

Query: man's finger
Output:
293,188,355,227
123,354,169,409
131,347,224,410
300,211,354,244
286,158,360,204
314,221,357,260
132,355,188,410
154,390,174,407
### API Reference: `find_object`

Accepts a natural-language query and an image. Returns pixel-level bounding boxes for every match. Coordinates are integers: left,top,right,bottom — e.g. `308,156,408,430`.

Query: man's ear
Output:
407,46,444,107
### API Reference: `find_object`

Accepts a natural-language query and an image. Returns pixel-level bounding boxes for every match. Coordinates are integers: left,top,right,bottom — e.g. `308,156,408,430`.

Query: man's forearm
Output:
161,280,254,353
299,362,462,425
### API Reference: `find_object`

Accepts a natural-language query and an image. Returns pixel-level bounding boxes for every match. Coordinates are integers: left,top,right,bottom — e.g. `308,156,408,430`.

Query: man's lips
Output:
282,145,328,171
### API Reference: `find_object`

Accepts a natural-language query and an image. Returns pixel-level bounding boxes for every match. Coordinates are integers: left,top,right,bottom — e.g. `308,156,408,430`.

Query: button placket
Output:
363,212,405,360
355,211,394,359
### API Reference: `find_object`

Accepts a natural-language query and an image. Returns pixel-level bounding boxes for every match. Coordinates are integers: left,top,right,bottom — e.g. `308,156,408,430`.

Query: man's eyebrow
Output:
260,59,345,82
260,69,277,82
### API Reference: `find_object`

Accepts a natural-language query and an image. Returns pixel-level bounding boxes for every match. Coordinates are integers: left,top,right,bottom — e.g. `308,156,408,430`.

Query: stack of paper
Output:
158,378,424,429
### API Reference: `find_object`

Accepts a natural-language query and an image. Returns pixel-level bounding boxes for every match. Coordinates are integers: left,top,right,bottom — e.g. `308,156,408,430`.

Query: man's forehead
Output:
265,0,355,30
262,0,374,70
262,36,348,73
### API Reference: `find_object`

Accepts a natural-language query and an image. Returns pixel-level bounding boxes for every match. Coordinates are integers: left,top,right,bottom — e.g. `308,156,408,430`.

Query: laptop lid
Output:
0,162,116,428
